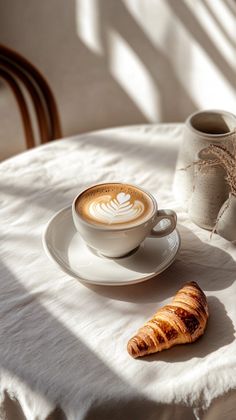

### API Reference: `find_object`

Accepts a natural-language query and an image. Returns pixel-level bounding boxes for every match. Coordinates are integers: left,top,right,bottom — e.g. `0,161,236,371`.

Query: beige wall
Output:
0,0,236,160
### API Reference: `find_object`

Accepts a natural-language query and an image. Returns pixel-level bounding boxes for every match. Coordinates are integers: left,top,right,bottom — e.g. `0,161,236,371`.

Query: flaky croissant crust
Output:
127,281,209,358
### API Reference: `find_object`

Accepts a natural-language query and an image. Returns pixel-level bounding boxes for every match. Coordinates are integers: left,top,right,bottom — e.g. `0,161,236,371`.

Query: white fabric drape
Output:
0,124,235,420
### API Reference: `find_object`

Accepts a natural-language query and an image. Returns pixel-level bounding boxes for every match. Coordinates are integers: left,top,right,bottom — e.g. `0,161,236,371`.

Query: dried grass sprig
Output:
200,143,236,196
181,135,236,196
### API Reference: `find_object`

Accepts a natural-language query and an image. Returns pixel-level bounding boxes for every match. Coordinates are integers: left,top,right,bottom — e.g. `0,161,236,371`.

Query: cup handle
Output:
149,209,177,238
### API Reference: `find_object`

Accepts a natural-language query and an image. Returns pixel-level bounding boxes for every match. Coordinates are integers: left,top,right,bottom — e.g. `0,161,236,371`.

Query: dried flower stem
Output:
200,144,236,196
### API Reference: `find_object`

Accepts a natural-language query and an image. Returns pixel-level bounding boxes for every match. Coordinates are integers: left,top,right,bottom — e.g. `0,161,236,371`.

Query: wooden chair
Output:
0,44,62,149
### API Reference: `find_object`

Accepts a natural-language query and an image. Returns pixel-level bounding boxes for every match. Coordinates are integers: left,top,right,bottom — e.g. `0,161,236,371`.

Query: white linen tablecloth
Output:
0,124,236,420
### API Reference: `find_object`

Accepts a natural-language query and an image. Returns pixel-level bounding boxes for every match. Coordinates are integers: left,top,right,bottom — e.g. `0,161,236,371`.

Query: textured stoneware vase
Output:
173,110,236,212
188,165,229,230
216,194,236,242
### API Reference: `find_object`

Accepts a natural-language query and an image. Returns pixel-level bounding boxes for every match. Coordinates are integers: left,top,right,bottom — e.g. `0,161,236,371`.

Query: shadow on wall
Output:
75,0,197,124
0,0,236,159
75,0,236,125
166,0,236,89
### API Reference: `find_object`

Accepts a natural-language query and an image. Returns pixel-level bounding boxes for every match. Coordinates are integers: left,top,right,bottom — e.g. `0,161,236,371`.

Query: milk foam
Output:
76,183,154,227
88,192,145,224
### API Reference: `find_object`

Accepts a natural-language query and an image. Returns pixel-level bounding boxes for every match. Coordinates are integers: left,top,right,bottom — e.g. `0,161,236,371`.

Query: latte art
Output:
88,192,145,224
76,183,154,228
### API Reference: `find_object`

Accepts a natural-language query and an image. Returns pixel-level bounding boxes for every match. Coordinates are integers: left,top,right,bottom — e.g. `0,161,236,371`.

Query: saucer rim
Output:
42,206,181,286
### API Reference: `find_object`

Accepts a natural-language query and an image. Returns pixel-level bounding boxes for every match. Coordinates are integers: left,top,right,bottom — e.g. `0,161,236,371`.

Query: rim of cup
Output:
186,109,236,138
72,182,158,231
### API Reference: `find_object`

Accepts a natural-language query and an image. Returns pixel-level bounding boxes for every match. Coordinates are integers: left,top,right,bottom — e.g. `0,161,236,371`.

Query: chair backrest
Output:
0,44,62,149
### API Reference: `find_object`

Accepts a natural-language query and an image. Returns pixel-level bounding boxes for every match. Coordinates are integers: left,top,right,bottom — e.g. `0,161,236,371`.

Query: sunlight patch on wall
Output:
124,0,170,52
108,29,161,122
74,0,236,119
124,0,195,110
191,43,236,110
76,0,103,55
209,0,236,40
125,0,236,110
187,0,236,68
186,0,236,110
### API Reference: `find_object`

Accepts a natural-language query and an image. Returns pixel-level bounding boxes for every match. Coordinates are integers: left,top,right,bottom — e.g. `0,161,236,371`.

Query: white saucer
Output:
43,206,181,286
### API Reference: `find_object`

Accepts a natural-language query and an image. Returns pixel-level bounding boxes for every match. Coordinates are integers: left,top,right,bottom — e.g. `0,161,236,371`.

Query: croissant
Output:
127,281,209,358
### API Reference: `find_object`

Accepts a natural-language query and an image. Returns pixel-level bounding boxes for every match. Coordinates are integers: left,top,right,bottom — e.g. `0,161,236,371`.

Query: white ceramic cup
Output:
72,183,177,258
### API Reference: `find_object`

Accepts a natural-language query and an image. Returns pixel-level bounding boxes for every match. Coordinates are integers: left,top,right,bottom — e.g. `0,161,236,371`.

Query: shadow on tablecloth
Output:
89,224,236,301
0,259,196,420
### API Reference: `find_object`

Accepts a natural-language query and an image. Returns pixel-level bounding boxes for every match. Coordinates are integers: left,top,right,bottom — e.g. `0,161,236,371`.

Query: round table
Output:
0,124,236,420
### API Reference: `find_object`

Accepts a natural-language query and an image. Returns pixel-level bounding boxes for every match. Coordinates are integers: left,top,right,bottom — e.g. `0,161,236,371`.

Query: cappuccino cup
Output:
72,182,177,258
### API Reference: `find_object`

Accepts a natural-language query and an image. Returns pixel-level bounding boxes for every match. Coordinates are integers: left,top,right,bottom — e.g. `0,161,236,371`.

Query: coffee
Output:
76,183,154,228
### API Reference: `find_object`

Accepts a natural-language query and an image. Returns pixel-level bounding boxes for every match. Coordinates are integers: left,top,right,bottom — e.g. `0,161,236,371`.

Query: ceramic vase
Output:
188,165,229,230
216,193,236,241
173,110,236,210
